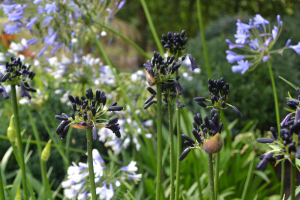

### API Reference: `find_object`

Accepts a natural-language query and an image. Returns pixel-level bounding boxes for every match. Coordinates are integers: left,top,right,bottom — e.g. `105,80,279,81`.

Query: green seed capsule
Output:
41,140,52,162
7,115,16,142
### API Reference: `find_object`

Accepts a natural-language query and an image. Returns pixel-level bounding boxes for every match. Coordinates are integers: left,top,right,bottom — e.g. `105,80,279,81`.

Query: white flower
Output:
127,174,142,181
96,184,114,200
121,161,138,173
64,188,77,199
115,180,121,187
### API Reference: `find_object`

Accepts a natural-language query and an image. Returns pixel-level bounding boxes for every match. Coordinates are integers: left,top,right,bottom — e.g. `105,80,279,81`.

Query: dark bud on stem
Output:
144,101,157,109
107,106,123,111
193,97,205,102
232,106,242,117
192,128,201,143
68,95,75,103
257,138,274,143
109,102,117,107
179,147,191,161
181,134,195,144
92,126,98,141
147,87,157,95
145,95,155,104
109,116,118,124
55,115,68,121
86,88,93,99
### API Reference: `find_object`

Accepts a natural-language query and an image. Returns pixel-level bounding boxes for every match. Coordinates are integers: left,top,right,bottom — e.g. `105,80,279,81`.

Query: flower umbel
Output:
55,88,123,139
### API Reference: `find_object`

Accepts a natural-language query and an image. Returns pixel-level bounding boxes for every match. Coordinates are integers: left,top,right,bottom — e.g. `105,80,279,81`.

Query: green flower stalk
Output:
55,87,123,200
1,57,38,200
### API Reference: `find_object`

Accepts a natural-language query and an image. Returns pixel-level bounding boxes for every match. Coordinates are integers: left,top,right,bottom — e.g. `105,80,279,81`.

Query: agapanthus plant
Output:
226,14,300,73
55,87,123,199
62,149,142,200
256,88,300,200
182,77,241,200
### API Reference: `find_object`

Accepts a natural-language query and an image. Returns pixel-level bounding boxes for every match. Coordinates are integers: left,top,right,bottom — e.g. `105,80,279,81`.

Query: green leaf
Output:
127,190,137,200
279,76,297,90
287,185,300,200
253,170,270,183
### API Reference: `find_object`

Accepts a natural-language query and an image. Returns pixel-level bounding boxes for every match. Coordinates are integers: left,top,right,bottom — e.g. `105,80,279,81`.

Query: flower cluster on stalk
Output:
226,14,300,74
256,88,300,171
1,0,125,56
179,78,242,160
62,149,142,200
0,56,36,99
55,87,123,140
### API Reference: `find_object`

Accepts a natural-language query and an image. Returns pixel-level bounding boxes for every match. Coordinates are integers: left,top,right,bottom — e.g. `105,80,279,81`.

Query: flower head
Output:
226,14,300,73
0,56,36,99
55,88,123,139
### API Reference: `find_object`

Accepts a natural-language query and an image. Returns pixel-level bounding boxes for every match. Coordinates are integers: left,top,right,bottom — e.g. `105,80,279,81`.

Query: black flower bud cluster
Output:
286,87,300,110
0,57,36,99
55,88,123,139
161,30,188,57
193,78,242,117
256,152,276,172
256,108,300,171
179,109,223,161
144,51,182,86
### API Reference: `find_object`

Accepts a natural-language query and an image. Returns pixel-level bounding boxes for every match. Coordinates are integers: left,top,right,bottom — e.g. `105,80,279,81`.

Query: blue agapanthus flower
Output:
226,14,300,74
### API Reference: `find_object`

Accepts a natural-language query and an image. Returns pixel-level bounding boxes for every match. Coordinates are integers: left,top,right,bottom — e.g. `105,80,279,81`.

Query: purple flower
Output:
1,4,16,14
262,56,270,62
272,26,278,40
0,85,9,99
33,0,42,4
45,2,56,14
286,39,291,47
236,19,253,31
234,30,250,44
226,54,245,63
42,16,53,26
37,45,48,57
20,81,31,99
225,39,233,44
51,44,64,55
280,113,292,127
264,37,272,47
229,44,244,49
117,1,125,9
289,42,300,54
27,38,39,45
4,24,21,35
37,5,45,14
254,14,269,26
44,32,57,45
7,10,23,21
232,60,252,74
26,17,38,30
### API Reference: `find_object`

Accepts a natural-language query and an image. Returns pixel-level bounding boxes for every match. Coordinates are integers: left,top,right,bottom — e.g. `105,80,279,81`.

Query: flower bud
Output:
15,185,21,200
41,140,52,162
203,133,223,154
7,115,16,142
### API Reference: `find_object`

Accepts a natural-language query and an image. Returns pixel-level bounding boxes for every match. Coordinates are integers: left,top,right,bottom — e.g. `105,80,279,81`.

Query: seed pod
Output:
41,140,52,161
203,133,223,154
179,147,191,161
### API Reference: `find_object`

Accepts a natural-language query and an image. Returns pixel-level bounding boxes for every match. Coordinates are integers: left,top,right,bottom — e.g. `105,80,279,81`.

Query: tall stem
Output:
267,60,283,198
290,155,296,200
139,0,164,55
175,71,182,200
168,102,174,200
241,155,255,200
0,165,5,200
156,83,163,200
214,111,221,199
208,154,215,200
92,31,156,170
196,0,212,79
86,127,96,200
10,84,28,200
41,161,53,200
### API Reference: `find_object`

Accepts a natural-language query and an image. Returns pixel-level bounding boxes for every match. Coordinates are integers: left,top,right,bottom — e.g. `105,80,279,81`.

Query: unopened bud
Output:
7,115,16,142
15,185,21,200
41,140,52,162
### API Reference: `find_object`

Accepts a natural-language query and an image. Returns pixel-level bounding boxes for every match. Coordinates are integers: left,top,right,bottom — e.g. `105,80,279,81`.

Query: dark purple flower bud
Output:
198,101,206,108
192,121,198,130
20,81,31,99
218,123,223,133
181,134,195,144
0,85,9,99
257,138,274,143
280,113,292,128
232,106,242,117
96,90,101,101
56,120,69,134
1,72,11,82
197,113,203,124
296,146,300,159
84,114,87,121
184,37,188,45
256,152,273,172
26,87,36,92
91,107,96,116
179,147,191,161
144,101,157,109
92,126,98,141
180,30,186,38
162,34,168,41
100,91,106,105
59,125,69,139
106,123,121,138
109,116,118,124
204,116,211,130
192,128,201,143
147,87,157,95
287,99,299,109
184,141,194,147
68,95,75,103
174,80,184,95
55,115,68,121
176,98,185,108
188,54,198,71
71,113,75,120
72,103,76,111
209,120,218,132
145,95,155,104
193,97,205,102
210,109,216,120
86,88,93,99
194,115,201,126
288,143,296,153
109,102,117,107
107,106,123,111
